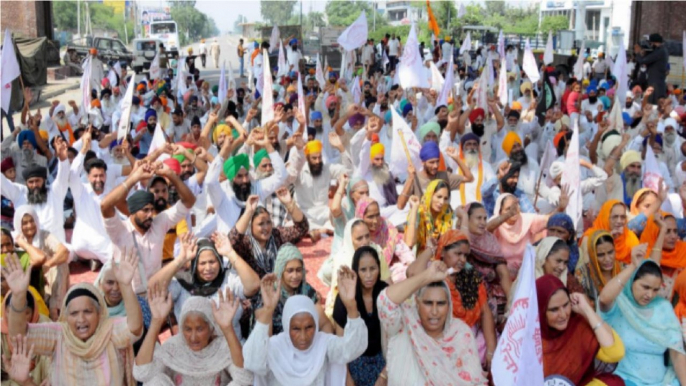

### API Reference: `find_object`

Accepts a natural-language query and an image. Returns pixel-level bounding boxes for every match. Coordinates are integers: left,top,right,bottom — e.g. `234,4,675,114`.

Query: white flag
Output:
218,61,227,103
459,32,472,55
492,244,544,386
117,70,136,141
499,57,508,105
277,40,287,78
498,30,505,58
608,95,624,132
544,31,554,65
227,61,237,103
175,54,188,98
398,23,429,89
643,146,662,192
389,108,422,177
351,76,362,105
429,61,444,92
612,40,628,104
107,69,118,88
81,56,92,115
337,11,368,51
437,61,454,107
113,61,122,79
574,41,586,80
476,70,488,112
296,71,306,126
269,25,280,53
148,123,170,161
324,55,330,79
1,29,21,113
539,139,557,187
485,54,495,88
522,38,540,83
149,52,161,80
261,49,275,124
382,50,390,68
561,118,582,230
315,54,326,88
458,2,466,18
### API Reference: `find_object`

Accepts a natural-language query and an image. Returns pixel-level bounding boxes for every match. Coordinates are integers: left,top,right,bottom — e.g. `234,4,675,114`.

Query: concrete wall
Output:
1,0,53,39
630,1,685,45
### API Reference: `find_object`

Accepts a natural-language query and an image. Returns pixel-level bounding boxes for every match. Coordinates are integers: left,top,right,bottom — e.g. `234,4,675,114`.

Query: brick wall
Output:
630,1,686,45
0,0,52,39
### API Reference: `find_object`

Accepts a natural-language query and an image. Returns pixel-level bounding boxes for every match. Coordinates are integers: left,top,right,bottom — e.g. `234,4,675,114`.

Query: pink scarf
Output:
355,197,400,265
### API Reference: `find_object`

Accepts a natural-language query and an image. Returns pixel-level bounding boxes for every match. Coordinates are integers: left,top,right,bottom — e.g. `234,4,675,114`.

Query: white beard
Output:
465,151,480,169
371,164,391,186
101,99,111,110
55,116,67,127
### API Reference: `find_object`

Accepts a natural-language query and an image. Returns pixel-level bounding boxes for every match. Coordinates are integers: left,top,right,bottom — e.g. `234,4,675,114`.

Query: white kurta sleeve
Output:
51,158,71,203
243,321,270,377
132,344,167,383
1,173,25,202
325,316,368,365
257,151,287,201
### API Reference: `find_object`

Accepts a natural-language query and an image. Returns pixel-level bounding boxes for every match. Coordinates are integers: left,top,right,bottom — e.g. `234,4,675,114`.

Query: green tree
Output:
53,1,78,30
541,15,570,34
234,15,247,34
169,1,197,9
260,0,297,26
325,1,386,30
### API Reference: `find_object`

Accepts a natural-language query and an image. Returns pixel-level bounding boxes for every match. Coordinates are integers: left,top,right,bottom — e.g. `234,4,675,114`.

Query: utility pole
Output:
77,0,81,39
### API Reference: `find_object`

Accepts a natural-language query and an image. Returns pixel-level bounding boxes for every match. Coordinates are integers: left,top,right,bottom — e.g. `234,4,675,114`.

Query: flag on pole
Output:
389,108,422,177
1,29,21,113
315,54,326,88
296,71,306,125
491,244,544,386
427,0,440,37
81,56,92,116
107,69,118,89
351,76,362,105
277,40,287,78
539,139,557,187
497,30,505,58
437,60,454,107
324,55,330,80
536,72,556,126
337,11,368,51
117,70,137,141
544,31,554,65
149,52,161,80
612,39,628,104
269,26,280,53
458,2,466,18
562,118,582,230
148,123,170,161
643,146,662,192
522,38,540,83
429,61,444,92
499,58,508,105
175,54,188,97
218,62,227,103
476,70,488,112
459,32,472,55
398,23,429,89
113,61,122,79
261,49,275,124
574,41,586,80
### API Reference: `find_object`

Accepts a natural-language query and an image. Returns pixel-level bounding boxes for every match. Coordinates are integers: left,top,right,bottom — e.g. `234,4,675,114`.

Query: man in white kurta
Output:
450,133,496,208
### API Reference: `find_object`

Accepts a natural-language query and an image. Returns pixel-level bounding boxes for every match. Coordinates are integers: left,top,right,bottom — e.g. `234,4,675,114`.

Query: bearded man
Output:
453,133,495,207
620,150,643,205
100,88,116,132
501,131,542,202
51,104,76,145
133,109,157,158
482,161,536,217
253,148,290,227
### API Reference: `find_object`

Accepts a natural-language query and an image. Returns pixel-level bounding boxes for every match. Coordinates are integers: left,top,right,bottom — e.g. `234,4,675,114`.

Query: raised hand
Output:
424,260,448,282
408,195,420,210
569,292,592,315
631,243,648,267
1,254,32,294
337,266,358,308
497,161,511,179
276,186,293,207
147,282,173,321
54,136,69,161
112,247,139,285
653,212,665,229
329,132,344,150
212,288,240,331
246,195,260,213
558,184,573,211
294,107,306,126
260,274,280,311
445,146,459,159
2,335,34,384
177,232,198,266
338,173,349,189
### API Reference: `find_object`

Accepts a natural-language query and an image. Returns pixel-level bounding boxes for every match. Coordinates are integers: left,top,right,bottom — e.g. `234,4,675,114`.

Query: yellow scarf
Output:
417,179,454,253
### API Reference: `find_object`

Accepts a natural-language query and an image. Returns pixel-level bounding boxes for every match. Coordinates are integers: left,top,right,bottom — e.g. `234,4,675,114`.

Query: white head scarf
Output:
262,295,342,386
12,205,45,250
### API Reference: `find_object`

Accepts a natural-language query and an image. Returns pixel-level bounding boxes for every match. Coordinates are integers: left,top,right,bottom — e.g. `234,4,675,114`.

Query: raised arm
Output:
135,283,172,366
101,161,154,218
157,162,196,209
598,244,646,312
386,260,448,305
233,195,259,234
212,232,260,297
149,233,196,288
330,173,350,219
211,289,245,368
403,196,421,248
4,255,33,337
112,248,144,337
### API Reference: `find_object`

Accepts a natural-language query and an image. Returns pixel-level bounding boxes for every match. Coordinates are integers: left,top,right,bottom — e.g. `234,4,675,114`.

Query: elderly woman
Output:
582,200,639,265
4,251,143,385
244,268,369,385
251,243,331,335
639,213,686,298
229,190,309,278
134,288,253,385
537,275,625,385
599,256,686,386
378,260,487,385
148,232,260,340
12,206,69,320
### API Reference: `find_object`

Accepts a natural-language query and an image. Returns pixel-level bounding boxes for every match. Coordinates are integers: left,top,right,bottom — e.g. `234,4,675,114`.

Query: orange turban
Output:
91,99,101,108
137,84,145,92
511,101,523,111
501,131,522,156
304,140,323,156
370,143,385,160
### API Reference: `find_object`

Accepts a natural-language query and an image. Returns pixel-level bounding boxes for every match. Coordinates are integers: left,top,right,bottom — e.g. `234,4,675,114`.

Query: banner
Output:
459,32,472,55
497,30,505,58
175,54,187,97
1,29,21,113
522,38,540,83
539,139,557,188
337,11,368,51
561,118,582,230
117,70,136,141
492,244,544,386
277,40,287,78
269,25,280,53
437,60,454,107
149,52,161,80
612,39,628,105
398,23,429,89
315,54,326,88
296,71,306,127
544,31,554,65
351,76,362,105
218,62,227,103
643,146,662,192
261,49,275,124
429,61,444,93
574,41,586,80
81,57,92,117
148,123,170,161
499,58,508,105
228,60,237,103
389,107,422,177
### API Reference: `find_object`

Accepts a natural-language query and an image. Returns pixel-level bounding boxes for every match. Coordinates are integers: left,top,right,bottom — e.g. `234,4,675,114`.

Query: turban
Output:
370,143,385,160
553,115,571,132
90,99,101,108
100,89,112,98
384,110,392,124
401,102,413,118
310,111,322,121
586,85,597,94
289,38,298,46
599,96,611,111
620,150,641,171
625,91,634,99
420,141,440,162
126,190,155,214
191,116,201,127
163,158,181,175
582,78,590,86
253,148,269,168
663,118,677,129
137,84,146,92
286,85,296,93
600,130,622,159
210,96,219,105
22,165,47,181
172,153,187,165
145,109,157,122
213,124,231,144
325,95,337,109
399,99,408,112
507,110,521,120
520,81,533,94
53,104,66,116
212,85,219,94
17,130,37,150
288,93,298,105
304,140,323,156
643,134,662,149
622,112,632,126
460,132,480,148
599,81,609,90
549,161,565,179
501,131,522,156
469,108,485,123
38,131,48,141
553,130,567,148
673,89,682,95
159,96,168,107
434,105,447,116
370,133,380,144
1,157,14,173
223,154,250,181
419,121,440,142
307,126,316,138
348,113,365,127
132,96,141,105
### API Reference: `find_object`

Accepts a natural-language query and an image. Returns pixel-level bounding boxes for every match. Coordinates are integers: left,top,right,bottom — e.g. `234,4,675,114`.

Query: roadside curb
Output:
40,82,80,101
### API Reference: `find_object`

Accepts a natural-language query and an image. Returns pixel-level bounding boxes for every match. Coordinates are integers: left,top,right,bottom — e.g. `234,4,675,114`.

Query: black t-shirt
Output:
332,281,388,357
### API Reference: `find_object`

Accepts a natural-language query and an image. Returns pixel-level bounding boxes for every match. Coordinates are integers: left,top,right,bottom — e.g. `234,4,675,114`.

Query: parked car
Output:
65,36,134,69
131,38,166,73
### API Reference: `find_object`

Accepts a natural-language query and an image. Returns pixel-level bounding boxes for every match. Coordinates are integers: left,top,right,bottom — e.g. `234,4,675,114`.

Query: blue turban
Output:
599,81,609,90
622,112,632,126
586,85,597,94
289,39,297,46
145,108,157,122
599,96,611,111
254,41,259,48
460,132,480,148
17,130,37,150
420,141,441,162
402,102,413,118
384,110,392,124
132,96,141,105
310,111,323,121
643,134,662,148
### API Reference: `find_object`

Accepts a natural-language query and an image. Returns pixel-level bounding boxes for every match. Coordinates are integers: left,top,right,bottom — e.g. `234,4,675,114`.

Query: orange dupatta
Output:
673,269,686,322
638,213,686,269
582,200,639,265
57,122,76,145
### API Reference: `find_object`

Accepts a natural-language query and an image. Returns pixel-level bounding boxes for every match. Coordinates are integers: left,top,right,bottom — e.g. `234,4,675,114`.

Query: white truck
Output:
149,20,180,58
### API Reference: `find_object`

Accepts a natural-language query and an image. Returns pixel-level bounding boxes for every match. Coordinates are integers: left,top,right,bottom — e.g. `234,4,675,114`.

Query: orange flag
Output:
427,0,440,37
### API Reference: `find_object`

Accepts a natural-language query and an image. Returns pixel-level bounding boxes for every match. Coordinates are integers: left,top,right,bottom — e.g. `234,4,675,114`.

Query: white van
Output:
131,38,163,73
149,20,180,58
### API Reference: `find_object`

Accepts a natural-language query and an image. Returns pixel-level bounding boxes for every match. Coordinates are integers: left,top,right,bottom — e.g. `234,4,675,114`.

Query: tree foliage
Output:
260,0,297,26
53,1,135,42
541,15,571,34
325,1,387,30
170,5,219,46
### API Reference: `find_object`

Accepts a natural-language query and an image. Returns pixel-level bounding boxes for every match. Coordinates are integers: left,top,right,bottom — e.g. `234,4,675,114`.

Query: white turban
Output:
549,161,565,179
